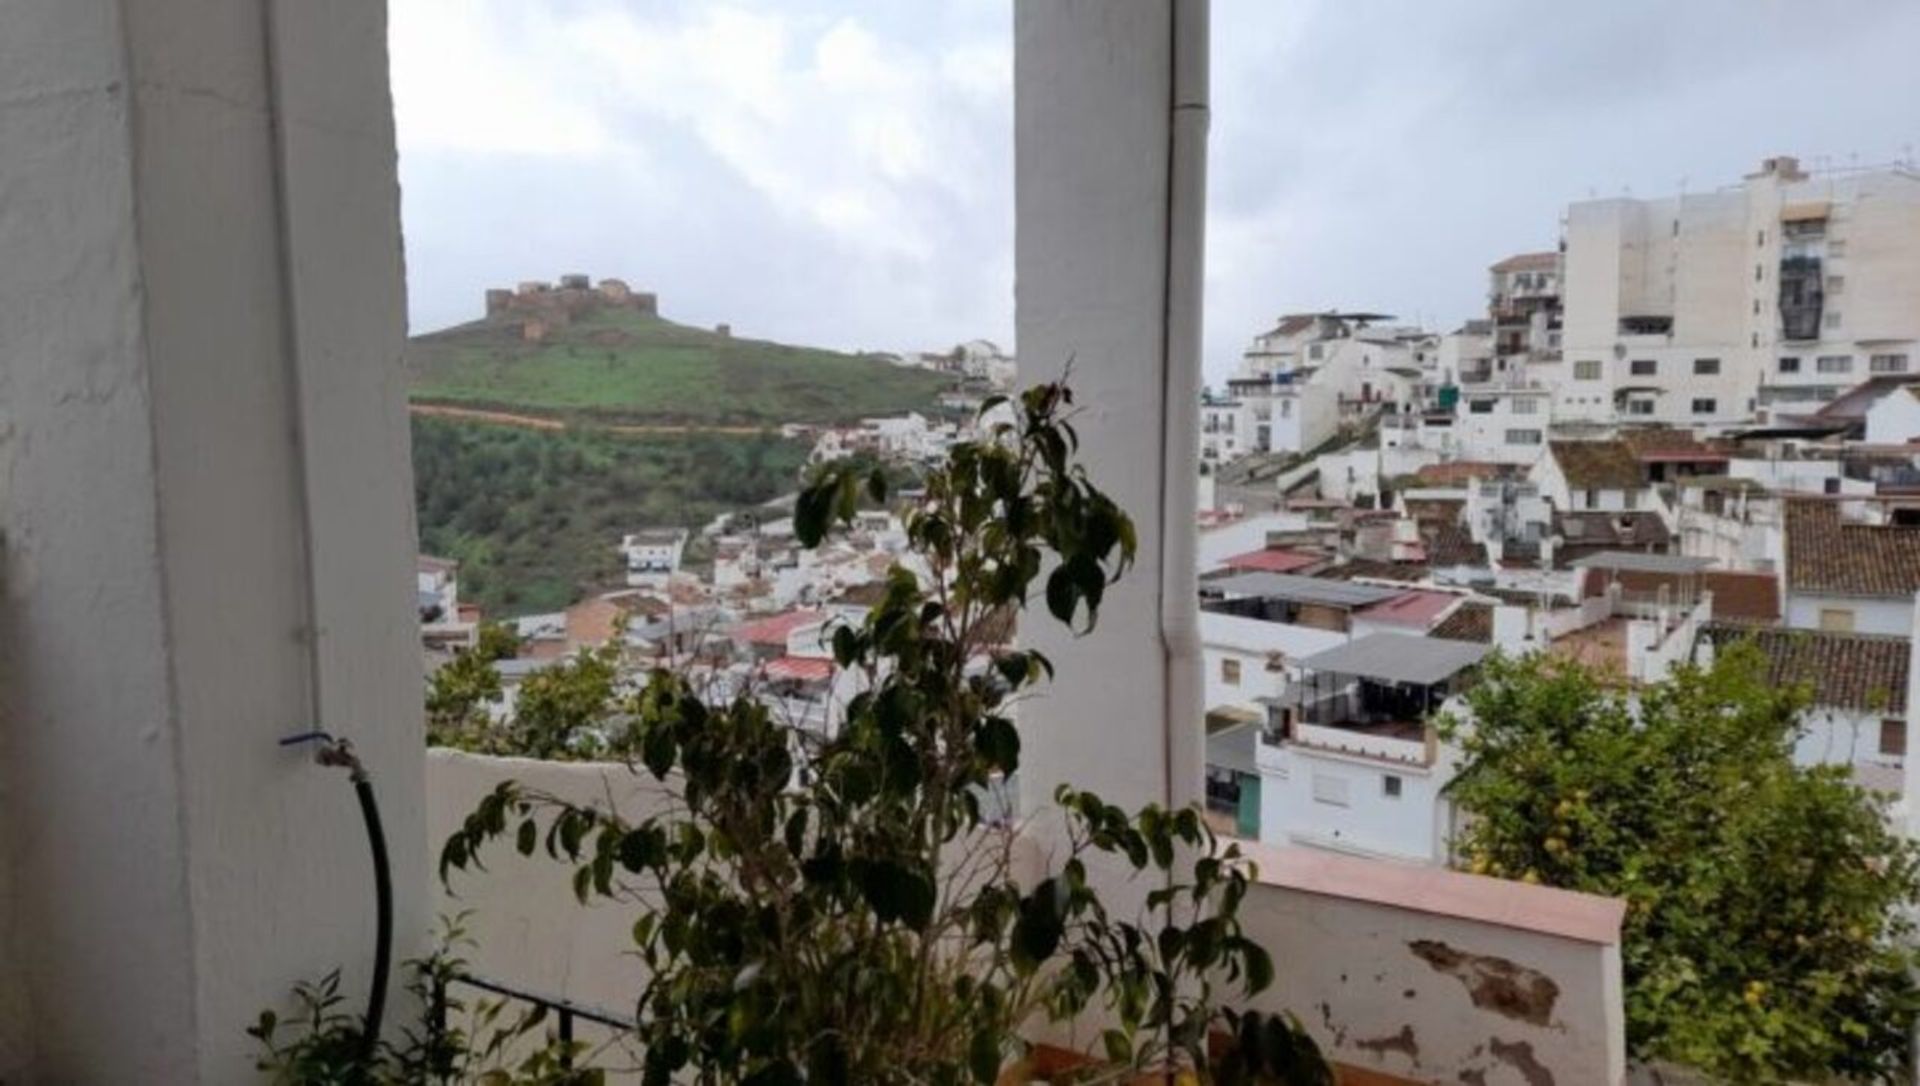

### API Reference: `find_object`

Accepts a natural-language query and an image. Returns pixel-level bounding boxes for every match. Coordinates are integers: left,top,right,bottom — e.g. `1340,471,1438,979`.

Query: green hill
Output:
413,417,809,615
407,307,953,426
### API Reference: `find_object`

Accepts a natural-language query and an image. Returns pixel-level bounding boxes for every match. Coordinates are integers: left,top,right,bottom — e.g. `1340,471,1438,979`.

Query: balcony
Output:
0,4,1626,1085
1266,633,1489,767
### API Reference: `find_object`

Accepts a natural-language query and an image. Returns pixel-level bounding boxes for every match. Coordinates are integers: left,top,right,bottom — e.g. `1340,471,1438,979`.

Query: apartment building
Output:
1559,155,1920,426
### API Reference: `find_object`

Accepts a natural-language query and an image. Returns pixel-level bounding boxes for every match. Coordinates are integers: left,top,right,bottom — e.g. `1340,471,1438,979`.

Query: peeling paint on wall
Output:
1354,1024,1420,1063
1408,938,1561,1026
1490,1037,1555,1086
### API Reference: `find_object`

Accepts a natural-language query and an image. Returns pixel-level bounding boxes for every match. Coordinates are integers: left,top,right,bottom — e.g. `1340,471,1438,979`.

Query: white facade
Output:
1866,386,1920,445
1452,387,1553,464
1559,157,1920,426
621,529,688,588
1256,726,1456,864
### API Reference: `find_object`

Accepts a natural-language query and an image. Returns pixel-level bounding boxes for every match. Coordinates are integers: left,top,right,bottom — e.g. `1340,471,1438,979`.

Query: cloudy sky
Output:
390,0,1920,386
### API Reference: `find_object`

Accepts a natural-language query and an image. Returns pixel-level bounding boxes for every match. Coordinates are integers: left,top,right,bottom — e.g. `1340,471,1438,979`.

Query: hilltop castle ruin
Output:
484,274,658,343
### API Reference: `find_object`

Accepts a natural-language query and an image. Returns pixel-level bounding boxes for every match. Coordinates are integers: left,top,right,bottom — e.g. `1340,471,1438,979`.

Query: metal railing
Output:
435,972,635,1071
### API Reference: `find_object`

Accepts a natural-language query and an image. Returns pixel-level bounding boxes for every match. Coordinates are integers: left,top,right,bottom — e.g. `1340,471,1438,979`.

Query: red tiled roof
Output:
1432,602,1494,644
1415,461,1512,485
1580,568,1780,623
762,655,834,682
1548,440,1644,490
1702,623,1907,714
1356,590,1458,629
1784,500,1920,598
1220,548,1320,574
417,554,458,574
733,609,826,646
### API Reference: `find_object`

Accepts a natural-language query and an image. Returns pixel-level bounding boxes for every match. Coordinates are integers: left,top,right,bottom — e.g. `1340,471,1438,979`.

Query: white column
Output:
1015,0,1209,820
0,1,423,1079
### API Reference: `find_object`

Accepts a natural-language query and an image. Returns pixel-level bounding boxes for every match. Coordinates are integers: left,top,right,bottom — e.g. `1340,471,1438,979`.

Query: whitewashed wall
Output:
1236,843,1627,1085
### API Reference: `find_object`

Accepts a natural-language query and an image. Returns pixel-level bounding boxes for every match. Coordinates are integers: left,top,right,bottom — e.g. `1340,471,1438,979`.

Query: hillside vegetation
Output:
412,417,808,615
407,308,953,426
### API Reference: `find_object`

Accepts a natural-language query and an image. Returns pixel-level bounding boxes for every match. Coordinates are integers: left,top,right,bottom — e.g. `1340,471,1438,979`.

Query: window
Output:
1778,356,1801,373
1756,229,1766,246
1505,429,1542,445
1220,658,1240,686
1625,399,1654,416
1819,608,1856,633
1512,397,1538,415
1574,359,1602,380
1816,355,1853,374
1755,264,1764,282
1468,398,1495,414
1825,311,1842,330
1827,274,1845,294
1382,775,1403,799
1881,719,1907,758
1279,398,1292,417
1629,358,1656,376
1585,488,1600,509
1692,398,1716,415
1871,353,1910,374
1694,358,1720,375
1829,238,1848,257
1624,489,1640,510
1311,773,1350,808
1824,477,1842,496
1308,344,1324,360
1753,299,1761,316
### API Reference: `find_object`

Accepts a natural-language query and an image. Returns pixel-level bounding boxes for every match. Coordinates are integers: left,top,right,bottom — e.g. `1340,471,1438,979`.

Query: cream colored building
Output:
1559,155,1920,426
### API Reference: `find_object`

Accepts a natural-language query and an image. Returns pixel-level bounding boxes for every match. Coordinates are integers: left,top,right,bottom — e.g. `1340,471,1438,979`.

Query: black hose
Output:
352,773,394,1069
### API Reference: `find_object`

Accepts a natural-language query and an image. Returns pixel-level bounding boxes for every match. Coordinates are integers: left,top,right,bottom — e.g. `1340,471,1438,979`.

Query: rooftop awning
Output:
1566,551,1718,574
1297,633,1490,686
1208,572,1405,608
1781,201,1830,223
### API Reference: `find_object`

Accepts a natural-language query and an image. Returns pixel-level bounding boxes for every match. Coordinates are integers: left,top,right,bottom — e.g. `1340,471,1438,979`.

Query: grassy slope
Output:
407,308,953,426
412,416,809,615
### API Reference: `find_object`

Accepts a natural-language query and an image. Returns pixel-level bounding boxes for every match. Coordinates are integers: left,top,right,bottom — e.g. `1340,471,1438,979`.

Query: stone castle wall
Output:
483,275,660,342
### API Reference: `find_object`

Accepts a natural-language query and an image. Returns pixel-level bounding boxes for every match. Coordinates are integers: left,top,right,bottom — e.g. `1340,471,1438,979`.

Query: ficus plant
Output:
441,383,1328,1084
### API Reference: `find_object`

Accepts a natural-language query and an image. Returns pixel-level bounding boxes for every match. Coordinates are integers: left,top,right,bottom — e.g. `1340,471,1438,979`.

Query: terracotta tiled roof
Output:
1316,559,1430,583
1547,441,1643,490
1402,498,1464,525
1431,602,1494,644
1784,500,1920,598
761,655,834,682
1269,314,1317,337
733,609,826,646
1580,568,1781,624
1421,521,1488,567
1415,461,1515,485
1702,623,1908,714
1220,548,1321,574
1490,251,1559,273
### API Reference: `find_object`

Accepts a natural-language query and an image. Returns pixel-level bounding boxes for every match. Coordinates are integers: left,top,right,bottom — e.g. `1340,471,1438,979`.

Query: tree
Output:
440,384,1329,1084
1442,645,1920,1083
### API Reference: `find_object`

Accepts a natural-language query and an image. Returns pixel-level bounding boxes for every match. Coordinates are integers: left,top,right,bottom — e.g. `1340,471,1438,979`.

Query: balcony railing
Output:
436,972,636,1072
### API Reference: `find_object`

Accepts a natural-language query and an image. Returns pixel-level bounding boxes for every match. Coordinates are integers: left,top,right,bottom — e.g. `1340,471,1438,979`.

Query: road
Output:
408,401,777,437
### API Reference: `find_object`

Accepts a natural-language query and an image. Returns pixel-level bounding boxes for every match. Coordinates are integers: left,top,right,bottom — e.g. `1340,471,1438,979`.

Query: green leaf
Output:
975,715,1020,773
515,818,537,856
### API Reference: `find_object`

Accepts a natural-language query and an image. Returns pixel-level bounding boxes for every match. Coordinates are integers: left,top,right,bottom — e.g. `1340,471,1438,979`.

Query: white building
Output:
1866,384,1920,445
620,528,689,588
1256,633,1488,863
1781,498,1920,634
1452,386,1552,465
1558,155,1920,426
1228,312,1425,454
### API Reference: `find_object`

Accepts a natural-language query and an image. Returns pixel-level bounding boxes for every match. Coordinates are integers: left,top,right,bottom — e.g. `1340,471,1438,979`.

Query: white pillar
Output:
0,2,424,1079
1015,0,1209,821
1904,592,1920,840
